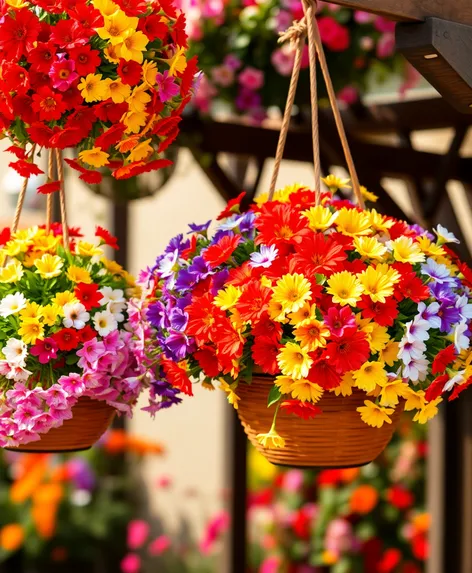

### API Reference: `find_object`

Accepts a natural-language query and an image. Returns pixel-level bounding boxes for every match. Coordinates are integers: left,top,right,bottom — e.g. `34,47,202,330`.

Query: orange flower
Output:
103,429,128,454
412,513,431,534
340,468,360,483
10,456,49,503
349,484,379,514
31,503,59,539
0,524,24,551
126,436,165,455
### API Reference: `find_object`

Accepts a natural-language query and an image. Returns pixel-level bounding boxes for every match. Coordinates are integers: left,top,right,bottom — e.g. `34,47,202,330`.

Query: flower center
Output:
41,97,57,111
59,69,70,79
109,25,120,36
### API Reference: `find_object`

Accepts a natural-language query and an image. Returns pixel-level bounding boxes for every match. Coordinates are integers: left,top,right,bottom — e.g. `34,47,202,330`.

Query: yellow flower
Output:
357,400,394,428
35,254,63,279
413,397,442,423
40,304,63,326
79,147,110,168
18,317,44,344
335,207,371,236
229,308,245,332
416,236,445,257
103,78,131,103
322,174,351,192
23,251,43,268
119,30,149,63
101,258,124,276
219,380,240,409
67,266,92,284
275,375,295,395
402,388,425,411
327,271,363,306
288,302,317,325
368,209,394,233
254,184,303,205
359,264,400,303
164,47,187,76
369,323,390,352
97,11,138,44
214,285,242,311
128,85,152,113
78,73,108,103
142,60,157,86
390,236,425,264
322,551,339,566
268,299,287,323
379,379,406,407
277,342,313,380
288,378,323,402
5,0,28,8
0,260,23,283
53,291,78,307
3,240,22,257
77,241,103,258
256,426,285,449
20,301,42,320
30,234,60,254
302,205,338,231
272,273,312,314
332,371,354,396
360,186,378,203
293,318,330,351
353,236,387,261
104,43,122,63
128,138,153,163
122,110,148,134
93,0,119,16
122,270,136,286
353,362,387,393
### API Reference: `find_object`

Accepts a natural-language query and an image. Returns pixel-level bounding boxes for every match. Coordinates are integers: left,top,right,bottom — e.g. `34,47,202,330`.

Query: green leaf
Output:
65,354,79,365
315,273,327,285
267,384,281,408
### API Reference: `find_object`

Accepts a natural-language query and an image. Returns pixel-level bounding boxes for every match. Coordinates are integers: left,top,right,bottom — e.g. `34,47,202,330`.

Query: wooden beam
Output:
325,0,472,26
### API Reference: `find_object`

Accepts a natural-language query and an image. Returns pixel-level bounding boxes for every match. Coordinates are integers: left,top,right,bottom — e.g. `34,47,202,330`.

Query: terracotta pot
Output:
7,397,115,453
236,374,404,468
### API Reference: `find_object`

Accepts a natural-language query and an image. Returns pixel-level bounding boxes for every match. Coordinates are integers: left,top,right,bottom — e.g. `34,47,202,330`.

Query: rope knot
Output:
278,18,307,45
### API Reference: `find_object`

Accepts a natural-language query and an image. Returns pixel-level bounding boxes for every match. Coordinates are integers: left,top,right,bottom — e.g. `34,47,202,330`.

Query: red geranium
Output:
68,44,101,76
3,64,30,93
52,328,80,351
449,375,472,401
117,59,142,86
0,228,11,246
203,235,241,269
37,181,61,195
307,356,341,389
162,360,193,396
186,293,225,344
252,336,281,375
252,312,282,342
138,14,168,41
214,316,244,359
95,124,127,151
0,9,41,61
32,87,66,121
281,400,322,420
75,283,102,310
9,159,44,178
217,192,246,220
325,330,370,373
357,295,399,326
236,280,272,324
28,42,56,72
12,94,36,125
77,324,96,343
27,123,54,147
292,233,348,277
432,344,456,375
395,272,430,303
194,347,220,378
255,203,308,251
425,374,448,402
95,226,119,250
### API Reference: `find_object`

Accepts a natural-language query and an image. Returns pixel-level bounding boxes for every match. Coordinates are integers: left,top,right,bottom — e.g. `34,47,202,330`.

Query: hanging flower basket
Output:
0,0,196,183
144,3,472,467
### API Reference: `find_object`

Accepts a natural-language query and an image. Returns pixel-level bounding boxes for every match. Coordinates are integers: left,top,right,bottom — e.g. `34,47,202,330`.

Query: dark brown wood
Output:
397,19,472,114
325,0,472,25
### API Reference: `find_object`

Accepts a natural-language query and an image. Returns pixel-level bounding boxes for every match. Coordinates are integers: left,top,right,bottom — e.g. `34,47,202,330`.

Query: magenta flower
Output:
238,67,264,91
211,65,235,87
148,535,171,556
59,373,86,397
127,520,150,550
325,306,356,338
77,339,104,368
49,54,79,92
30,337,58,364
120,553,141,573
156,70,179,103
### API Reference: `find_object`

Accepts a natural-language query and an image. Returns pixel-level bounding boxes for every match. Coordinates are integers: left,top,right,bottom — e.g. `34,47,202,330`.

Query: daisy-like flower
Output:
271,273,312,314
402,356,429,382
326,271,363,307
302,205,338,231
442,370,466,392
249,245,279,268
404,318,430,343
214,285,242,310
322,175,351,192
108,301,126,322
359,264,400,303
0,293,27,317
277,342,313,380
353,361,387,392
454,321,470,353
379,379,406,407
2,338,27,366
256,425,286,449
335,207,371,236
434,224,459,245
398,338,426,365
388,236,425,264
293,318,330,351
67,266,92,284
353,236,387,261
0,260,24,283
35,253,64,279
357,400,394,428
360,186,378,203
78,73,108,102
79,147,110,168
63,302,90,330
413,397,442,423
417,301,441,330
99,287,125,305
421,257,456,285
18,317,44,345
93,310,118,336
288,378,323,402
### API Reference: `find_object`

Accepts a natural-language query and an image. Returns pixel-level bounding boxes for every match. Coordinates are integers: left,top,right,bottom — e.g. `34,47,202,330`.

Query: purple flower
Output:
421,258,457,286
224,54,242,70
236,88,262,111
165,234,189,255
211,269,230,295
417,302,441,330
174,269,197,292
147,300,170,330
66,458,96,491
188,255,212,279
168,307,188,331
49,54,78,92
437,302,462,333
156,70,180,102
164,331,194,361
188,220,211,235
250,245,279,268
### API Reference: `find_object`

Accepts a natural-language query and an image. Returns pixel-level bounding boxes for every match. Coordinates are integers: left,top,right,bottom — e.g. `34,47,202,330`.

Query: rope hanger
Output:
268,0,365,209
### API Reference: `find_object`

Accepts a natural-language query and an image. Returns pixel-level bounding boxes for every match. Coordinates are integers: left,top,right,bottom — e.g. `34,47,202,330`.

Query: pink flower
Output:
325,518,354,556
41,384,69,409
260,556,281,573
282,469,304,492
127,520,150,550
271,45,295,76
155,475,173,488
377,33,395,58
156,70,179,103
199,511,230,555
77,339,104,368
148,535,171,556
337,86,358,105
354,10,374,23
238,67,264,91
120,553,141,573
317,16,350,52
325,306,356,338
194,76,217,113
30,337,58,364
49,54,79,92
211,65,235,87
224,54,242,70
13,403,42,432
374,16,396,33
59,373,86,397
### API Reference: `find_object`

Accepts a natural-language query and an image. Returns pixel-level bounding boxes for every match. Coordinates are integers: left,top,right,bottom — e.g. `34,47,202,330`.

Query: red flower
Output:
186,293,225,344
194,347,220,378
386,485,414,510
66,105,96,135
113,0,148,16
138,14,168,41
357,296,399,327
425,374,448,402
95,124,126,151
236,280,272,323
180,55,198,97
77,324,96,343
27,123,54,147
411,534,428,561
95,226,119,250
292,233,348,277
28,42,56,72
152,116,181,137
459,262,472,289
79,170,102,184
449,375,472,401
0,9,40,61
112,159,173,180
255,203,308,251
0,228,11,246
252,312,282,342
157,126,180,153
325,330,370,374
75,283,102,310
67,3,103,35
217,192,246,220
50,127,83,149
317,469,343,487
203,235,241,269
432,344,456,375
50,19,88,49
32,87,66,121
281,400,322,420
288,188,315,208
214,316,244,359
227,261,259,287
117,59,142,86
252,336,281,375
395,272,429,303
68,45,101,76
3,64,30,93
162,359,193,396
171,13,188,48
37,181,61,195
156,0,177,17
52,328,80,351
9,160,44,178
317,16,350,51
5,146,26,160
95,101,128,123
377,548,402,573
292,507,312,540
61,82,84,110
307,356,341,389
12,94,36,125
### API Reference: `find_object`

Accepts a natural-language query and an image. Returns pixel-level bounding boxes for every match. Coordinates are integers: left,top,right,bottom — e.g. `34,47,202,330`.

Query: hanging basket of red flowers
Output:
144,0,472,468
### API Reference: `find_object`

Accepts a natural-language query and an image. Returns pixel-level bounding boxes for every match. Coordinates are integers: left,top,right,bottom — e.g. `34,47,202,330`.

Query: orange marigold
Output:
349,484,379,514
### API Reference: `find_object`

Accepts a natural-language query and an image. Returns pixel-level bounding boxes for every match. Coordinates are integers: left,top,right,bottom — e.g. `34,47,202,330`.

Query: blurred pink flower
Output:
260,556,281,573
155,475,173,488
377,33,395,58
354,10,374,24
239,67,264,90
262,534,277,550
224,54,242,71
325,518,354,557
374,16,396,33
282,470,304,492
149,535,171,556
318,16,351,52
127,520,150,550
199,511,230,555
337,86,358,105
121,553,141,573
271,45,295,76
212,65,235,87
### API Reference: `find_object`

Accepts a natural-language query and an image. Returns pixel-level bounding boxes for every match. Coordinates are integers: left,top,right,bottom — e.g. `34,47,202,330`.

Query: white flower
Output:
404,318,430,343
0,293,27,317
2,338,27,367
99,286,125,305
442,370,466,393
107,301,126,323
398,337,426,364
158,251,178,278
455,295,472,320
417,301,441,330
93,310,118,337
454,321,469,353
250,245,279,268
402,357,429,382
63,302,90,330
0,360,31,382
434,224,459,244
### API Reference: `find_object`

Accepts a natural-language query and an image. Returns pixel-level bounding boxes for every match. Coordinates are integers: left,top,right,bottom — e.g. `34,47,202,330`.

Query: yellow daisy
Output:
326,271,363,306
53,291,78,307
275,375,295,395
402,388,425,411
360,186,378,203
97,11,138,45
79,147,110,169
76,241,103,258
272,273,312,314
277,342,313,380
416,236,446,257
268,299,287,323
288,378,323,402
413,397,442,423
331,371,354,396
302,205,338,231
353,236,387,261
67,266,92,284
128,138,154,163
78,73,108,103
103,78,131,104
256,426,285,449
368,209,394,233
119,30,149,63
389,236,425,264
214,285,242,311
322,174,351,192
35,254,63,279
18,317,44,345
335,207,371,237
369,324,390,353
353,361,387,393
357,400,394,428
163,47,187,76
40,304,63,326
379,341,399,366
379,379,406,407
358,264,400,303
122,110,148,134
288,302,317,325
219,380,240,410
0,260,24,283
20,301,42,320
